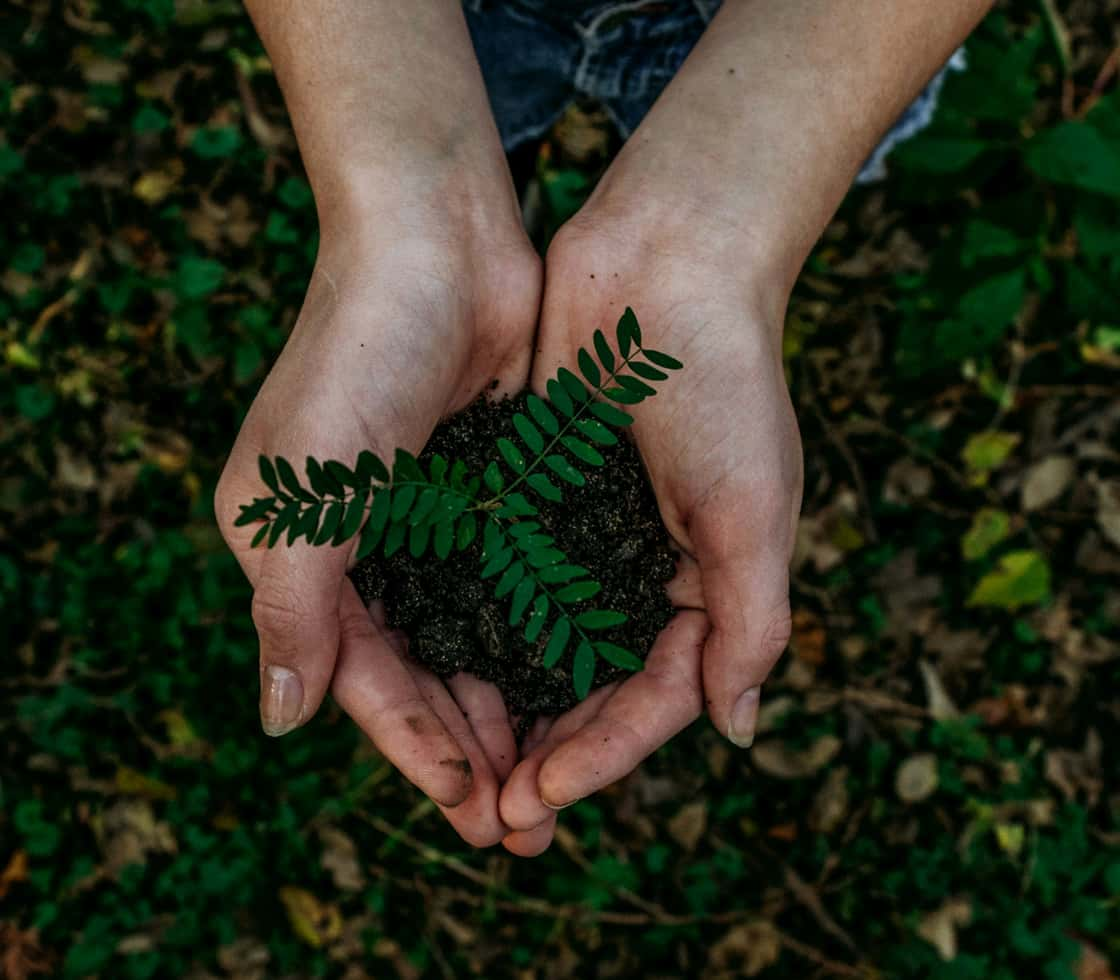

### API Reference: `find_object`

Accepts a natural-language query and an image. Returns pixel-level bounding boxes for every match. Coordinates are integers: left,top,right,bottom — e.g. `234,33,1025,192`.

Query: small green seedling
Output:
236,308,683,698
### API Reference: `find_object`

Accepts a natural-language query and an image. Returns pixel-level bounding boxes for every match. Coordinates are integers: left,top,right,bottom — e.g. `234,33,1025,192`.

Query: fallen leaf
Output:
216,936,270,976
752,735,842,779
0,922,54,980
884,458,934,503
810,766,850,834
667,801,708,852
278,886,342,948
917,898,971,961
919,660,960,721
707,920,782,978
755,695,797,735
790,608,826,665
0,850,29,900
896,753,939,803
133,170,178,204
1021,455,1075,511
94,800,177,876
157,709,208,757
962,431,1020,482
967,550,1051,610
318,826,365,892
994,822,1025,858
1074,941,1118,980
961,508,1011,560
114,766,177,800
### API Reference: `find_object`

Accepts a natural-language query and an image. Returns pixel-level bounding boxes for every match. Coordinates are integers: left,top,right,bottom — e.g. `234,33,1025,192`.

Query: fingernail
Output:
543,798,579,811
261,665,303,737
728,686,761,748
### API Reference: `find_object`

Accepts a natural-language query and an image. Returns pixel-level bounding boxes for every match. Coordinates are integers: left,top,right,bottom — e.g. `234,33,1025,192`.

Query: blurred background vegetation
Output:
2,1,1119,977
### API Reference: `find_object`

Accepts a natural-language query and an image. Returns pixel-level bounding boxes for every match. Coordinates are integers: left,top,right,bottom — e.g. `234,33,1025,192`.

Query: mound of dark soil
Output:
349,392,676,720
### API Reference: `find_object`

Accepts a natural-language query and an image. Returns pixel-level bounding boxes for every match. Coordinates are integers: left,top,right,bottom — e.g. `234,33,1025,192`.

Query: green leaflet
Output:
573,641,595,700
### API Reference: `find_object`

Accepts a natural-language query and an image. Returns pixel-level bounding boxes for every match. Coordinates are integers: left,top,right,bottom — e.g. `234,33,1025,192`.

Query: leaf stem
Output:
481,346,645,507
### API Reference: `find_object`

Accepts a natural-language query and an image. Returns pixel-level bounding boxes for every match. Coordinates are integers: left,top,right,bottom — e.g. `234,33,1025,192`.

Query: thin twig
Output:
800,361,879,544
364,815,871,976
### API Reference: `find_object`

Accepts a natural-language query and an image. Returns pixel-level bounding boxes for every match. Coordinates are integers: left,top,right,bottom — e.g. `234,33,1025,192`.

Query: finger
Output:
666,551,704,609
536,611,707,808
499,686,616,832
407,667,508,848
331,584,475,808
500,717,558,856
215,463,351,737
251,534,349,737
692,495,794,748
447,673,519,782
502,814,557,858
520,715,555,757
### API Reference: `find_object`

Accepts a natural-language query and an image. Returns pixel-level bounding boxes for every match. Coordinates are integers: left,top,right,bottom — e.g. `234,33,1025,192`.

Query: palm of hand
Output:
216,235,542,847
497,228,803,854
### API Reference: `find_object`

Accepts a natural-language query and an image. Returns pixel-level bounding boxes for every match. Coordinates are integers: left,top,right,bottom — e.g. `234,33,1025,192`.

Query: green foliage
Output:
237,310,683,697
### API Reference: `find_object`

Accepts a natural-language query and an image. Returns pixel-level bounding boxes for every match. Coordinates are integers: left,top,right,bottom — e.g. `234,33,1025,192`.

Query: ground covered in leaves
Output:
2,2,1119,978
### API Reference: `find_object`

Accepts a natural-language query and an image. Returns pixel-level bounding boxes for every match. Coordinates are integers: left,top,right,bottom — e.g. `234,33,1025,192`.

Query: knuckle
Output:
251,586,310,642
337,600,376,644
760,605,793,663
212,468,240,537
455,820,504,849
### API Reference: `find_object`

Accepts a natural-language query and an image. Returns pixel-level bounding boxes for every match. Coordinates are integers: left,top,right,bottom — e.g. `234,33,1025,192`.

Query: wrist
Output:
563,169,793,340
311,139,524,254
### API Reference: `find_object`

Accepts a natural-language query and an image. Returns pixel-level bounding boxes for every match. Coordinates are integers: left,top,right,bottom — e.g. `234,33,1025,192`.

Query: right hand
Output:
214,209,542,847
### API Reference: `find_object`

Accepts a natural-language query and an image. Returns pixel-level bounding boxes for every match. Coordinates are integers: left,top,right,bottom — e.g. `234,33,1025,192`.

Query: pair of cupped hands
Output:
214,181,804,857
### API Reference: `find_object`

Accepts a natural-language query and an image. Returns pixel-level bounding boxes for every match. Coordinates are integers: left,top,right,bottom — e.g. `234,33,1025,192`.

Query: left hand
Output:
498,208,804,855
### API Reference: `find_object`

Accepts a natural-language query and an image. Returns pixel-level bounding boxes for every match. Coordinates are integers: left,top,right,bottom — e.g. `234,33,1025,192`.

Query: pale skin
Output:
215,0,993,854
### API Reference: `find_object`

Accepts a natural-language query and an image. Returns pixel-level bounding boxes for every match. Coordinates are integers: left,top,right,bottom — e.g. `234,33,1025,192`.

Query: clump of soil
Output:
349,392,676,720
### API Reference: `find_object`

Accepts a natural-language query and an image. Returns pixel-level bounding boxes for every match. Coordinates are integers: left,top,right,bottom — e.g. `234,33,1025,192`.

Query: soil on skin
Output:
349,392,677,721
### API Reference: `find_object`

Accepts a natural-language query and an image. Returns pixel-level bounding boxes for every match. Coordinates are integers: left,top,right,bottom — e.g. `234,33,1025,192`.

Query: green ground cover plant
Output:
1,2,1118,978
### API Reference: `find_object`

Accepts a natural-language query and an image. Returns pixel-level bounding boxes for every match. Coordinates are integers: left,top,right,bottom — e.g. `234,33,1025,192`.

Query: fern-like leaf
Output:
245,307,681,699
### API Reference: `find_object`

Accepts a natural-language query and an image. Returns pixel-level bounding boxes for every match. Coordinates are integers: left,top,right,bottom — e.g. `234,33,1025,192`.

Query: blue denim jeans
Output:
462,0,965,183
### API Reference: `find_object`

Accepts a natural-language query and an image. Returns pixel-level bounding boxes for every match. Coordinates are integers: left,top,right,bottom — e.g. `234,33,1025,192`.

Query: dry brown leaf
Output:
1021,455,1075,511
0,850,29,900
896,753,939,803
1074,941,1118,980
94,800,177,876
919,660,960,721
0,923,54,980
55,444,97,492
706,738,731,779
917,898,971,960
810,766,850,834
884,457,934,503
1045,740,1103,804
668,801,708,852
751,735,842,780
790,608,826,665
706,920,782,978
318,826,365,892
216,936,270,979
755,695,797,735
371,938,422,980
